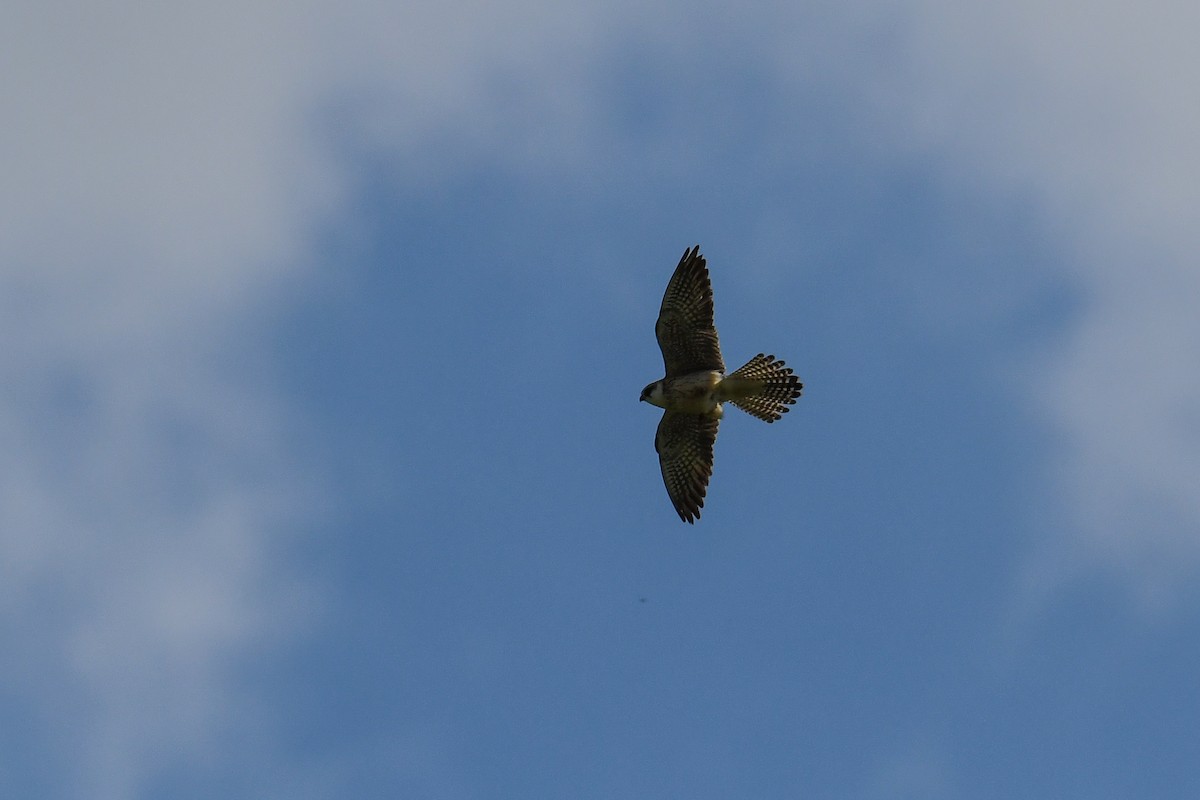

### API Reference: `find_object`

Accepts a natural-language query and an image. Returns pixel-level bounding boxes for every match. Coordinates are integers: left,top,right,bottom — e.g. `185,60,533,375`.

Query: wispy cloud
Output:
2,3,333,795
881,1,1200,598
6,0,1198,793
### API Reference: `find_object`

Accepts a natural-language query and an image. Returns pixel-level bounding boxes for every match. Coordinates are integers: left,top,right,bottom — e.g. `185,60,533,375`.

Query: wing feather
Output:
655,246,724,377
654,411,720,523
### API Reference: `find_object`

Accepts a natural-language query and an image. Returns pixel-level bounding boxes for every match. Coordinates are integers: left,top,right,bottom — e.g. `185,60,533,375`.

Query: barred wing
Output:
654,411,719,523
655,246,724,377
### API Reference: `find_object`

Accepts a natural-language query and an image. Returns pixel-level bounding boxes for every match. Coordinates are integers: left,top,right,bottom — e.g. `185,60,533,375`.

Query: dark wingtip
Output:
681,245,705,266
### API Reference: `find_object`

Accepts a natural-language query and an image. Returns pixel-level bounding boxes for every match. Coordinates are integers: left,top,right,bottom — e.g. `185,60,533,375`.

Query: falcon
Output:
640,245,803,523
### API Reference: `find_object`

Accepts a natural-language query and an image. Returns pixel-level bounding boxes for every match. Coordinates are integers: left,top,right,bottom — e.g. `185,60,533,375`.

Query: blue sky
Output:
4,2,1200,798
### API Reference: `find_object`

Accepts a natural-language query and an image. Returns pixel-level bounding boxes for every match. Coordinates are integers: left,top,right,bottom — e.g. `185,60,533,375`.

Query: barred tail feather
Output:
726,353,803,422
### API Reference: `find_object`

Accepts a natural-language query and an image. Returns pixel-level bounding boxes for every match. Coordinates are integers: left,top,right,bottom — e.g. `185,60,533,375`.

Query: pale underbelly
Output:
664,374,725,416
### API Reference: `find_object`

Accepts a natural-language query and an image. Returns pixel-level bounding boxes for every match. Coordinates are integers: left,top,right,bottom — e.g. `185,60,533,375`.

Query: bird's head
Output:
640,380,666,407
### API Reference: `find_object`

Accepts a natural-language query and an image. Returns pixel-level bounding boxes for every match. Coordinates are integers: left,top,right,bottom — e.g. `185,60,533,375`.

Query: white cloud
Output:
2,2,332,796
6,0,1199,793
2,0,662,792
877,1,1200,597
741,0,1200,601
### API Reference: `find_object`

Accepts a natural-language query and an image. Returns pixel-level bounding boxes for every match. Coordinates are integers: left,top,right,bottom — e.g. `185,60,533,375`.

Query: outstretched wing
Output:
655,246,724,377
654,411,720,523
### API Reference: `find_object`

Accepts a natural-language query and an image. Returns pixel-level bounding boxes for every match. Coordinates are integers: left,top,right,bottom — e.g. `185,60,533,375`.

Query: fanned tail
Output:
725,353,803,422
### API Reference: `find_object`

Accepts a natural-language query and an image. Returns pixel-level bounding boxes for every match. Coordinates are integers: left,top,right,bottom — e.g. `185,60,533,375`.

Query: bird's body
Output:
641,246,803,523
641,371,725,417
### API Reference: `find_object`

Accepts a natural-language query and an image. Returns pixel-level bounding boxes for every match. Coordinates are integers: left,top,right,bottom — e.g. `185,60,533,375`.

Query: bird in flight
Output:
640,246,803,523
